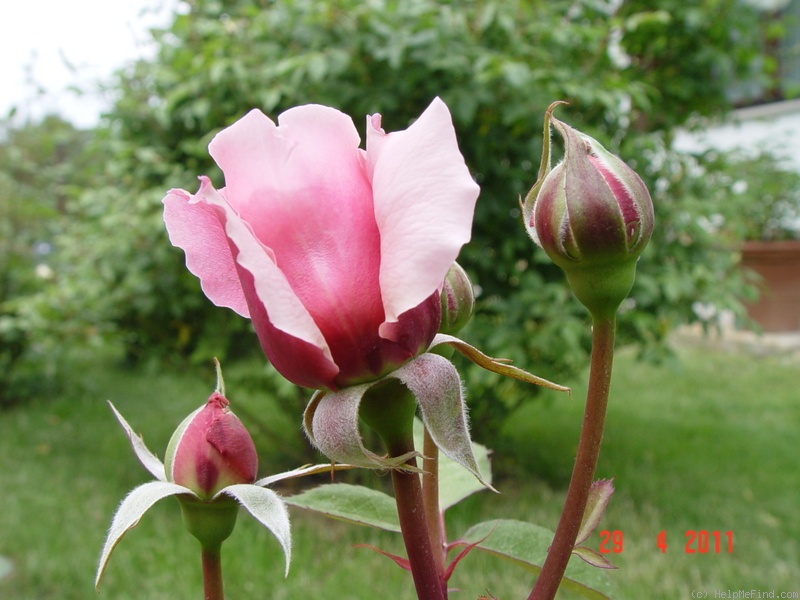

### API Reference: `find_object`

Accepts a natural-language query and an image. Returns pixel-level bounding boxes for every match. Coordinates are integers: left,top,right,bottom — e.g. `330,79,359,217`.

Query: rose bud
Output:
523,104,654,317
164,392,258,500
163,97,479,391
439,261,475,336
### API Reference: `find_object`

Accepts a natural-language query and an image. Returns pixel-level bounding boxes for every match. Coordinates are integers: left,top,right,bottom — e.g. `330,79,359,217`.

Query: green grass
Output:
501,345,800,598
1,345,798,599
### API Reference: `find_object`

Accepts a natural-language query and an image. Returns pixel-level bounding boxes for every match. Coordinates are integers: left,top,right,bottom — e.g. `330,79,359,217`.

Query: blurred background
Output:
1,1,798,598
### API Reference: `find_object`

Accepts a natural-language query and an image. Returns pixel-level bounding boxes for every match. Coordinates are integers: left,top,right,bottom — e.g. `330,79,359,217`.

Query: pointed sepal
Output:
95,481,192,588
431,334,571,393
107,401,167,481
522,100,568,240
255,462,357,487
394,353,494,491
218,484,292,577
303,386,422,471
413,418,492,510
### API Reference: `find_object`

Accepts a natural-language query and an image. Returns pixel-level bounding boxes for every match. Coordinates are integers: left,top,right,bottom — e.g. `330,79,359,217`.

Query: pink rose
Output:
163,98,479,390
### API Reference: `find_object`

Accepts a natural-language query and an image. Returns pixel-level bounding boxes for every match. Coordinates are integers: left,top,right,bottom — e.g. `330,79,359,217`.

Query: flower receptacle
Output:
176,493,240,551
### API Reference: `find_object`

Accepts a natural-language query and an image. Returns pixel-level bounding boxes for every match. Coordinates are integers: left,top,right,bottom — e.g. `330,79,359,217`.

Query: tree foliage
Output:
2,0,773,429
0,115,108,402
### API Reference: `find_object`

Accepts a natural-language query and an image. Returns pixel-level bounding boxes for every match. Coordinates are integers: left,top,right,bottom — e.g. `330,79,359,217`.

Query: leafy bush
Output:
0,116,104,403
8,0,769,430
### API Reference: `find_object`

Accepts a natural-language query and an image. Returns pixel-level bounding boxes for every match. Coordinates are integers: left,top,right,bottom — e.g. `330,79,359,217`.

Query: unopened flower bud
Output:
439,262,475,335
523,103,654,317
165,392,258,500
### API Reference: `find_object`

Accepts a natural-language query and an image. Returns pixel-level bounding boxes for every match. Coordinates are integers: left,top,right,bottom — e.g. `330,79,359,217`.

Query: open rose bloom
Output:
163,97,479,390
163,98,567,481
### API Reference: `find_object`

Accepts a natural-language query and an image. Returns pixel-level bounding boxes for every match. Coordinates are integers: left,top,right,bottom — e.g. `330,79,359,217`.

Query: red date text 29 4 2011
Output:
597,530,734,554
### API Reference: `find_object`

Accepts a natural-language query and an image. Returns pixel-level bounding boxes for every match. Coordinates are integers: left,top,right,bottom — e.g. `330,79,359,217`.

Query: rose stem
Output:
527,315,616,600
422,426,447,573
361,383,447,600
387,436,448,600
201,544,225,600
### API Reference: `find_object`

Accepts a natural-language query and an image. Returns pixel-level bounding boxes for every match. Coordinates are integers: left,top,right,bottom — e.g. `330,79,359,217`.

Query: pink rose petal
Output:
367,97,480,327
163,187,250,317
209,106,386,365
193,177,335,365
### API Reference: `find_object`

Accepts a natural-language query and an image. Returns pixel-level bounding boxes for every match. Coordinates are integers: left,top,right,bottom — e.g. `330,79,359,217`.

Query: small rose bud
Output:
522,103,654,317
164,392,258,500
439,262,475,335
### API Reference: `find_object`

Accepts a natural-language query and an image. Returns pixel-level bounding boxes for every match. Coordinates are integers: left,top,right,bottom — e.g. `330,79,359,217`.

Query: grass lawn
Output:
501,344,800,599
0,344,798,599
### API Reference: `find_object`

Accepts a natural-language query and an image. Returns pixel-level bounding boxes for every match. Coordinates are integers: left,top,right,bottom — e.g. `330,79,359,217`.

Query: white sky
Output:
2,0,177,128
5,0,800,171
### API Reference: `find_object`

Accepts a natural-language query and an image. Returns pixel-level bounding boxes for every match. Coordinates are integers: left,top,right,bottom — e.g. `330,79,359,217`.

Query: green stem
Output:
201,545,225,600
422,426,447,573
528,316,616,600
176,495,237,600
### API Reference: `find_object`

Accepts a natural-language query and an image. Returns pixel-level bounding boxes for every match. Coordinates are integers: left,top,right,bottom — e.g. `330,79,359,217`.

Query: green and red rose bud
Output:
96,364,295,586
439,262,475,336
165,392,258,500
523,103,654,318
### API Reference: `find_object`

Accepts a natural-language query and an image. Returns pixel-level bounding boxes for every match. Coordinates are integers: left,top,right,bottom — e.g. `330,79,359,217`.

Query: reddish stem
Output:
528,316,616,600
360,381,447,599
422,426,447,573
201,545,225,600
388,434,448,600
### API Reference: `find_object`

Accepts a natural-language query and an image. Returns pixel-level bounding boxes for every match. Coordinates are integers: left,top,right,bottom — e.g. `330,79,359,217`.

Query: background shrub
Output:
2,0,781,436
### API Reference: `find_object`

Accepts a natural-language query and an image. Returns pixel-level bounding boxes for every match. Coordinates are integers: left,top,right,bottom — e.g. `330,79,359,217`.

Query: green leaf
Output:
462,519,616,599
285,483,400,533
412,418,493,511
